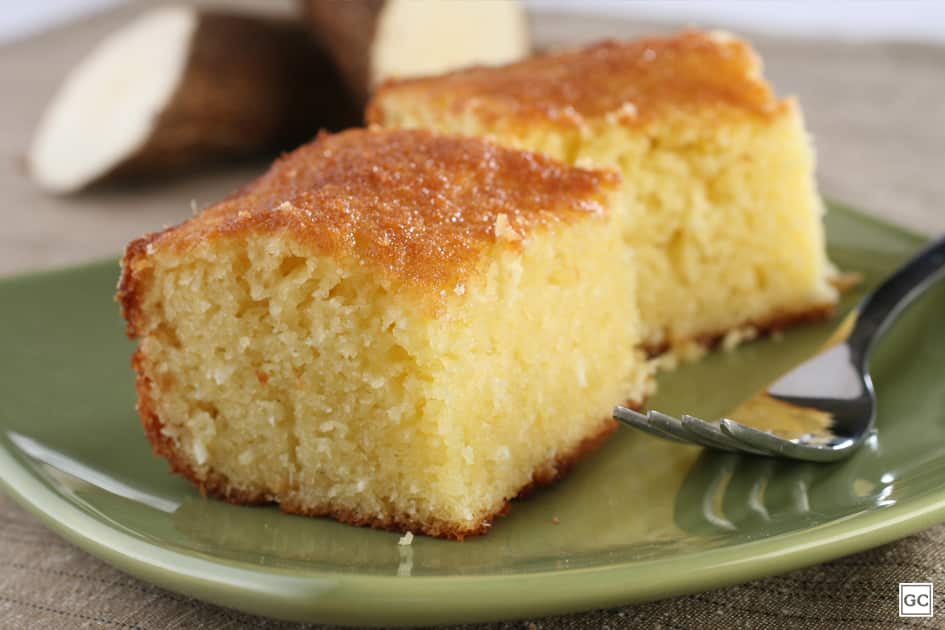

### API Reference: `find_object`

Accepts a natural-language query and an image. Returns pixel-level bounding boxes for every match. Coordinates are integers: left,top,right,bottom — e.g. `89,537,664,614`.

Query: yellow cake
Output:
368,30,838,354
118,128,652,539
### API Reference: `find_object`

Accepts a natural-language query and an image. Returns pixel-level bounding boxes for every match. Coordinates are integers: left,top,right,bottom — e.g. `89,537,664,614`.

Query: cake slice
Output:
118,128,652,539
368,30,839,355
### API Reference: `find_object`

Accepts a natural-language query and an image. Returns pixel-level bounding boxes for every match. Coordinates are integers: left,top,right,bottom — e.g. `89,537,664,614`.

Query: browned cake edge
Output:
132,344,638,540
279,417,622,540
645,302,836,357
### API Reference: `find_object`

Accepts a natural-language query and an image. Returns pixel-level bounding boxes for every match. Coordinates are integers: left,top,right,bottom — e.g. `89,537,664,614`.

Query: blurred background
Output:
1,0,943,276
5,0,945,43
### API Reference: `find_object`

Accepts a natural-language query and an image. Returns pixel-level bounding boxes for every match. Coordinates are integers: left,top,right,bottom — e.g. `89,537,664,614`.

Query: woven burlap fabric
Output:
1,3,943,629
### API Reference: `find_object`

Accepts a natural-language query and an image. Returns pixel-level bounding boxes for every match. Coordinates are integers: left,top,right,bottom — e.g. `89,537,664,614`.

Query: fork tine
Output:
719,418,856,463
613,406,690,444
681,415,769,455
678,415,740,453
648,411,709,445
718,418,801,458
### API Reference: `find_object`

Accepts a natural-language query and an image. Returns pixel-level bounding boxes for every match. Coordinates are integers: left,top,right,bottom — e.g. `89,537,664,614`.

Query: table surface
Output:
1,2,944,629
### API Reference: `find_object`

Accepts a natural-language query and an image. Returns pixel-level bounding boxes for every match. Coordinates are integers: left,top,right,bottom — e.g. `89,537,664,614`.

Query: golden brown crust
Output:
645,302,836,357
368,30,786,129
117,237,151,339
135,344,624,540
119,128,618,299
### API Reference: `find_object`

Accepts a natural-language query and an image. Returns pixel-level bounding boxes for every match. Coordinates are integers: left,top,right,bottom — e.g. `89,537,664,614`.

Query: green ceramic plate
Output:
1,203,944,626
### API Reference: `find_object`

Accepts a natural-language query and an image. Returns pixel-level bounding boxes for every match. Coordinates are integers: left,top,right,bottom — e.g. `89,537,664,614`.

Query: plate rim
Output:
1,202,942,626
4,440,945,626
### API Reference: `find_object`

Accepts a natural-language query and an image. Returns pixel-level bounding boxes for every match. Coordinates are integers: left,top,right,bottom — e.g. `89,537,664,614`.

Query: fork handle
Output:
849,232,945,363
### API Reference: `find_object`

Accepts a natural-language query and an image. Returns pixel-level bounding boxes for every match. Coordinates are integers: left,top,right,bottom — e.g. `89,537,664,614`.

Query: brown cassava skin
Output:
104,12,359,183
298,0,386,105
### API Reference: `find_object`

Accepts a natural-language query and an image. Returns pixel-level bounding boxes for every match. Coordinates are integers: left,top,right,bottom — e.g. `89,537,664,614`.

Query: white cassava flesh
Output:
370,0,529,86
300,0,529,104
29,8,194,193
29,6,354,194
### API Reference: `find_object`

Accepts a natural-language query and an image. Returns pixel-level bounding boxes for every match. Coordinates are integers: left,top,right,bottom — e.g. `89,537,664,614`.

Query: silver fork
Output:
615,233,945,462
